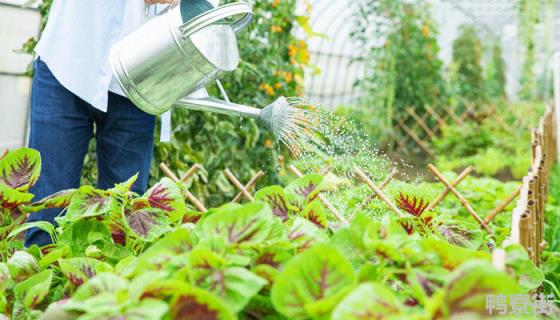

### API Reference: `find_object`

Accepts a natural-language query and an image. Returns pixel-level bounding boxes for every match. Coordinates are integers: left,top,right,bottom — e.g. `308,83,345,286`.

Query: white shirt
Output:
35,0,156,112
35,1,219,141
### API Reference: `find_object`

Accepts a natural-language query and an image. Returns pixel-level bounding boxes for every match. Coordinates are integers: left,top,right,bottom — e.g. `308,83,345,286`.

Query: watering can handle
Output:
179,2,253,37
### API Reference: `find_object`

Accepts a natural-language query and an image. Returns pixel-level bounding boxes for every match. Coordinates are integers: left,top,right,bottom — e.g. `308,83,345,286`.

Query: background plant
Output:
484,41,507,100
351,0,447,143
517,0,540,101
450,25,485,106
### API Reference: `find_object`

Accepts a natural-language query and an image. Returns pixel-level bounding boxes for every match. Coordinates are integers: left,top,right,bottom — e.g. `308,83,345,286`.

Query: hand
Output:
144,0,174,4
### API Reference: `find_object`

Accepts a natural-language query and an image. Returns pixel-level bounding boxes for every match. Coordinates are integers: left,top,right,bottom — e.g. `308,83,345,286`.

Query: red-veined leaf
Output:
124,207,170,241
66,186,118,221
0,148,41,192
254,186,289,221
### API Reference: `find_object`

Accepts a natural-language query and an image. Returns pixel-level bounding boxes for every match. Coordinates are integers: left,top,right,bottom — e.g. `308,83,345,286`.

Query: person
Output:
25,0,175,247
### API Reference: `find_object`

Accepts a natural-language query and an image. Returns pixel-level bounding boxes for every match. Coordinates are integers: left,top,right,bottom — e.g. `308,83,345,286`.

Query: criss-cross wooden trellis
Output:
158,157,523,238
156,104,556,267
394,102,526,156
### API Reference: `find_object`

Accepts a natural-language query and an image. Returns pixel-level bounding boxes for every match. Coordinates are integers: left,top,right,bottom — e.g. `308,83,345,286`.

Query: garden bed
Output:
0,104,558,320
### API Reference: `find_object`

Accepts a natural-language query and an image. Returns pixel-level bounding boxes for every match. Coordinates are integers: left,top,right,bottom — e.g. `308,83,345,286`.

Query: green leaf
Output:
120,298,168,320
170,285,235,320
440,260,524,318
301,200,328,229
255,186,289,221
505,244,544,291
57,220,112,256
0,148,41,192
142,227,194,257
285,174,323,207
65,186,119,221
71,273,128,302
109,174,138,195
198,202,274,245
124,207,170,241
330,213,374,266
436,218,483,249
186,248,267,312
0,183,34,209
288,217,329,252
7,251,40,281
295,15,328,38
140,177,186,222
0,293,6,314
331,282,404,319
22,189,76,213
7,221,55,240
271,244,356,319
0,263,10,294
415,239,490,270
14,269,52,309
215,267,267,313
59,258,113,287
39,244,70,268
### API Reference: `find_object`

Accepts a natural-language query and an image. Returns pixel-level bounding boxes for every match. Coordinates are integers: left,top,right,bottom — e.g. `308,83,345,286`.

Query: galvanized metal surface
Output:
109,1,252,116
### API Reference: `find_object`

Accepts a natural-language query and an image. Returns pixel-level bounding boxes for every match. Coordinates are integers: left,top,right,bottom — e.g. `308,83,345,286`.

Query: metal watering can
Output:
109,0,289,132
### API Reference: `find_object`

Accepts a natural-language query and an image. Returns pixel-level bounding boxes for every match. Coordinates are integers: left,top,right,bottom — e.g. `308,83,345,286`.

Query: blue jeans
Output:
25,59,156,247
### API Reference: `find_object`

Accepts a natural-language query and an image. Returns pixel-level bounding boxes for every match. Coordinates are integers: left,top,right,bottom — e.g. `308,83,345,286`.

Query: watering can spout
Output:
173,93,288,131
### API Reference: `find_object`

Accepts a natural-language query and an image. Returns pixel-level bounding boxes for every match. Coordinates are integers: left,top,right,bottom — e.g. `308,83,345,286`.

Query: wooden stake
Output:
159,163,180,181
492,248,506,271
354,167,406,218
0,149,8,160
232,171,264,203
520,211,530,253
288,165,349,225
159,163,207,212
180,164,201,183
353,169,398,215
425,166,474,212
527,196,537,263
224,169,254,202
484,185,522,224
428,164,493,235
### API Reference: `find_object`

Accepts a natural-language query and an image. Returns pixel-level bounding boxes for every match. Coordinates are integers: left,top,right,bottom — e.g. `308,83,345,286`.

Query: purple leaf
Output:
125,207,169,241
0,148,41,191
255,186,289,221
142,178,186,222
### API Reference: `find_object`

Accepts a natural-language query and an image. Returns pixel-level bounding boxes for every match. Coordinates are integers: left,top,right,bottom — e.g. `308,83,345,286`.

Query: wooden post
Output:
520,210,531,255
427,164,493,235
484,185,522,224
353,169,398,215
288,165,349,225
232,171,264,203
354,167,407,218
0,149,8,160
159,163,207,212
180,164,201,183
425,166,474,212
224,169,254,202
527,195,537,264
492,248,506,271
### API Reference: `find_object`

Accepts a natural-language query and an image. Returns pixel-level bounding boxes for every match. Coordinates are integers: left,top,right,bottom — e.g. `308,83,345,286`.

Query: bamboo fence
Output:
507,106,557,266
